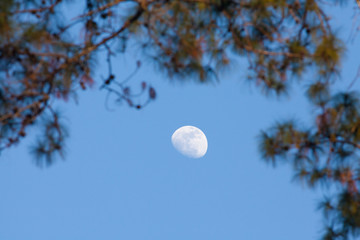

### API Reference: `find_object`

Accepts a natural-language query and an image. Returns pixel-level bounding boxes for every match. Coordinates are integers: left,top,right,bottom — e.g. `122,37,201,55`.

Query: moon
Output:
171,126,208,158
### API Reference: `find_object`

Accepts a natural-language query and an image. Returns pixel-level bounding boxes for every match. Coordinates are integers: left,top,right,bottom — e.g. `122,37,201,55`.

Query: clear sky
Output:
0,3,359,240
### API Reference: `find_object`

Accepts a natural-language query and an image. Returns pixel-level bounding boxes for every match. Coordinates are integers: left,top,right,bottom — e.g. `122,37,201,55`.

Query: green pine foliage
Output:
259,91,360,238
0,1,358,238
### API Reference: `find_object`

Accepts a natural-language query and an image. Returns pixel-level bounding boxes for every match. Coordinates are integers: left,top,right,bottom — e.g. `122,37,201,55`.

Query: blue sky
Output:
0,3,359,240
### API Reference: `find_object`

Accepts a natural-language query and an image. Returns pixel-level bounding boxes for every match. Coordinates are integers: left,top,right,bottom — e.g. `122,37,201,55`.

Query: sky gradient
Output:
1,3,359,240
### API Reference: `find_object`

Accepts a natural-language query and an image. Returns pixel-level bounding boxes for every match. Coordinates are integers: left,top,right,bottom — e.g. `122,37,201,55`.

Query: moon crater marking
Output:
171,126,208,158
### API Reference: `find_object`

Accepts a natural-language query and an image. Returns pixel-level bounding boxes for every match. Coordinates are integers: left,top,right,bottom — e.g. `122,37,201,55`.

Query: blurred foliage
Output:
259,90,360,239
0,0,359,238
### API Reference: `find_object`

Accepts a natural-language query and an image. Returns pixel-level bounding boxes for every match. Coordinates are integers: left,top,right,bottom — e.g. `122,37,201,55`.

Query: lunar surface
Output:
171,126,208,158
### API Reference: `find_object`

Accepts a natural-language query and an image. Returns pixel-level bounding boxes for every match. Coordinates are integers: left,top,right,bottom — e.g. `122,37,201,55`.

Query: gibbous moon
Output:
171,126,208,158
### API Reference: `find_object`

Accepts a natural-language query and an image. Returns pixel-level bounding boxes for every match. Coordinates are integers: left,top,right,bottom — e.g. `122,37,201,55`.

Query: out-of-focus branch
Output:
13,0,63,14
